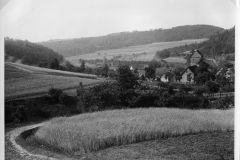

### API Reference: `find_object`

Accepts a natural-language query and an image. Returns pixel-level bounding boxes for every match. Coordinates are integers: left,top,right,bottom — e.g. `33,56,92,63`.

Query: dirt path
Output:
5,122,57,160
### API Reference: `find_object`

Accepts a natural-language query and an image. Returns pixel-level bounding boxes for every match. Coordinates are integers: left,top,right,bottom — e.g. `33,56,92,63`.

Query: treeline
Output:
40,25,224,57
5,38,63,67
155,27,235,59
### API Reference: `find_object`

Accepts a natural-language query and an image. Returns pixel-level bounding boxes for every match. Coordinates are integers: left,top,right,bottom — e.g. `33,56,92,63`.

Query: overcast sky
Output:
1,0,236,42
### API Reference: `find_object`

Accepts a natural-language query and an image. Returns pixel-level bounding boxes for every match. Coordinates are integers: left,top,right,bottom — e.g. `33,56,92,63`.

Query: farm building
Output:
180,65,198,84
155,67,176,83
186,49,203,66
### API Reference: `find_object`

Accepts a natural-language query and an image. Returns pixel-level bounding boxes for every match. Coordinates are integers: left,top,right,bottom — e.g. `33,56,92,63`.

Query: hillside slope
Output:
40,25,224,57
67,39,206,64
5,38,63,67
154,27,235,59
5,62,102,100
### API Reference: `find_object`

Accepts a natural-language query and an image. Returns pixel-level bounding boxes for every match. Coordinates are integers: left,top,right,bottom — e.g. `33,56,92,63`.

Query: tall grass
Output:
33,108,234,154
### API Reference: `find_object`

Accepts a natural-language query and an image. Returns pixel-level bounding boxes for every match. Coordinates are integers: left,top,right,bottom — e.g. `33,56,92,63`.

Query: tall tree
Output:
117,65,138,89
79,60,86,72
50,58,60,70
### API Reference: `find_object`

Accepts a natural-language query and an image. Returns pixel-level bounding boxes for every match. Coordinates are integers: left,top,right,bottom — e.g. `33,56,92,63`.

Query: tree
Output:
174,67,185,82
50,58,60,70
165,70,175,82
195,61,214,84
76,82,86,112
117,65,138,89
206,81,220,93
156,49,171,59
48,88,63,103
79,60,86,72
145,66,155,79
101,64,109,77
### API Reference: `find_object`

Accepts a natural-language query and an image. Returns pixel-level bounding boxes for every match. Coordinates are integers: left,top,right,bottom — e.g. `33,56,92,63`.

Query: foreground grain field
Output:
31,108,234,155
5,63,103,100
67,39,207,65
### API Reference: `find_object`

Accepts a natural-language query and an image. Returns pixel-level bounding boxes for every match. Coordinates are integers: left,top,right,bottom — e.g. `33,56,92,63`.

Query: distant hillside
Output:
5,38,63,67
40,25,224,57
154,27,235,59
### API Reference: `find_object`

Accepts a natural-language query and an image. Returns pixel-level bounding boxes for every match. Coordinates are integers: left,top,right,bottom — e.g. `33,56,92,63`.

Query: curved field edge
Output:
30,108,234,155
6,122,58,160
9,125,234,160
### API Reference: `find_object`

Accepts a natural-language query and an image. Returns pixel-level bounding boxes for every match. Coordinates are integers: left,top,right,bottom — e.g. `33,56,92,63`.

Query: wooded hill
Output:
155,27,235,59
5,38,63,67
40,25,224,57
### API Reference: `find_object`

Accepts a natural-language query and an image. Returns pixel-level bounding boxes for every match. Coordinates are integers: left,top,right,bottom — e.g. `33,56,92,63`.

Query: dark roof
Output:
155,67,169,76
185,49,203,60
203,58,218,67
181,65,198,76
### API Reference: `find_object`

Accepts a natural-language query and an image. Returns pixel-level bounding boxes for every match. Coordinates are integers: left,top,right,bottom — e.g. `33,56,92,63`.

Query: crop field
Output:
31,108,233,154
5,63,103,100
66,39,207,65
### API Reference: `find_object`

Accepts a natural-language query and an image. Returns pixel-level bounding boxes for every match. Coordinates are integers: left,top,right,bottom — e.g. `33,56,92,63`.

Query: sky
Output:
1,0,237,42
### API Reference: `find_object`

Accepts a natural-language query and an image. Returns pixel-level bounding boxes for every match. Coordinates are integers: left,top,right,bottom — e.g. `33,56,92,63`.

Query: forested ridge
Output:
5,38,63,67
155,27,235,58
40,25,224,57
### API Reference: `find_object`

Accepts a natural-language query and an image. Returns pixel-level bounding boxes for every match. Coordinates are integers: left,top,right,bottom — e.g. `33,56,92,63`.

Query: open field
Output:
66,39,207,65
5,63,103,100
6,62,97,79
31,108,233,155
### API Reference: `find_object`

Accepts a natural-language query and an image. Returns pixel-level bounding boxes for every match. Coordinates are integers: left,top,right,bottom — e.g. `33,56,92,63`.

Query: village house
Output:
185,49,203,66
180,65,197,84
155,67,176,83
157,49,217,84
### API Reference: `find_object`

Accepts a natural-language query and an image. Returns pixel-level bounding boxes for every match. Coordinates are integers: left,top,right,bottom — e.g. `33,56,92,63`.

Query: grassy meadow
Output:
67,39,207,65
32,108,234,154
5,62,103,100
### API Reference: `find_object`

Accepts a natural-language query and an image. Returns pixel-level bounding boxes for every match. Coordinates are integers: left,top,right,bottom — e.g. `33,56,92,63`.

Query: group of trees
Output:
5,38,63,67
154,27,235,59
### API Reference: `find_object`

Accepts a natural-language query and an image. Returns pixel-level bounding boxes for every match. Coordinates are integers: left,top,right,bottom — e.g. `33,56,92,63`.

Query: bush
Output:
166,94,209,109
206,81,220,93
131,92,158,108
48,88,63,103
221,84,234,92
193,86,208,96
178,84,193,94
210,96,234,109
82,82,122,110
59,93,78,106
11,105,27,123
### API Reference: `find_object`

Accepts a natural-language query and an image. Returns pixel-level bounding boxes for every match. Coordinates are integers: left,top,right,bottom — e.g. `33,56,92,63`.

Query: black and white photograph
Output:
1,0,238,159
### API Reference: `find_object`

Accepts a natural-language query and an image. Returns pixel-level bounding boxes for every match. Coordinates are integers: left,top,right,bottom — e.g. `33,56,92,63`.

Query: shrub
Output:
206,81,220,93
48,88,63,103
119,89,139,107
193,86,208,96
221,84,234,92
131,92,158,108
59,93,78,106
178,84,193,94
166,94,209,109
82,82,122,110
11,105,27,123
210,96,234,109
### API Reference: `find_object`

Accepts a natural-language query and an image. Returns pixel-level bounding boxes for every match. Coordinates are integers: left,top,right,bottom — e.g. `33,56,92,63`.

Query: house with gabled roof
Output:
180,65,198,84
186,49,203,66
